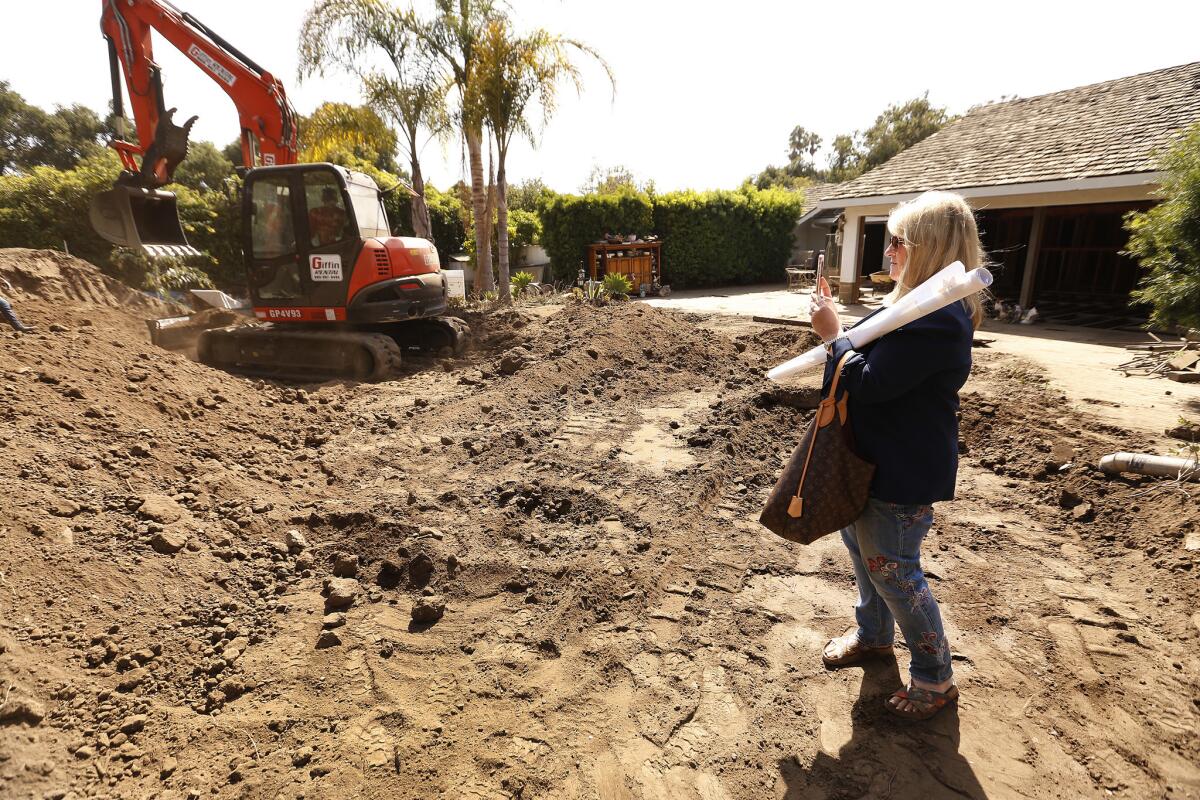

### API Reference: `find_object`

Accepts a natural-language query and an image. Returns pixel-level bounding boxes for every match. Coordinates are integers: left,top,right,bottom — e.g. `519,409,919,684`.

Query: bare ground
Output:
0,248,1197,800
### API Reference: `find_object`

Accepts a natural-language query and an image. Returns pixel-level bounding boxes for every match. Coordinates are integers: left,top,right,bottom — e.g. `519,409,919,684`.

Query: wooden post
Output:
1019,208,1046,308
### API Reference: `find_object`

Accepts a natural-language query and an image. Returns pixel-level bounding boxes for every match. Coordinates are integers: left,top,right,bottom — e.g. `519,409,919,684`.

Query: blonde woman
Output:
808,191,984,721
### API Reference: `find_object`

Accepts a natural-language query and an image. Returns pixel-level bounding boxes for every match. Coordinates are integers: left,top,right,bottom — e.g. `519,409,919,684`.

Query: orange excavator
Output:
90,0,467,380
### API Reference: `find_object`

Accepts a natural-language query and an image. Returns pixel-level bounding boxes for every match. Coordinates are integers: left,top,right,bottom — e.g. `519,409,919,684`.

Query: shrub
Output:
143,260,215,295
539,190,653,282
0,149,246,291
509,209,542,250
510,270,534,299
601,271,632,298
426,185,469,263
1125,122,1200,330
651,186,804,289
0,150,124,268
110,248,216,295
537,185,803,289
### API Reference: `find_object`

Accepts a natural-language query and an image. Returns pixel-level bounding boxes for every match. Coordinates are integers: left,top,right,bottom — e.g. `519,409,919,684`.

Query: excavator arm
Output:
92,0,299,254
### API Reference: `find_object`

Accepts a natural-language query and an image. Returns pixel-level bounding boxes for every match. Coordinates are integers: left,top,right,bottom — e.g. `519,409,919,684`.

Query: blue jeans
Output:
841,497,952,684
0,297,26,331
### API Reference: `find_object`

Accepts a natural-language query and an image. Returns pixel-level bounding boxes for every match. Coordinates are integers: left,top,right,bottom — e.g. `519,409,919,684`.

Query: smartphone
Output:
814,256,824,295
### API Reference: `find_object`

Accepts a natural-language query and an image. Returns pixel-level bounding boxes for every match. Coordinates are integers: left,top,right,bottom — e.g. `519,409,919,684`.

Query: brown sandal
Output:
821,631,894,668
886,684,959,721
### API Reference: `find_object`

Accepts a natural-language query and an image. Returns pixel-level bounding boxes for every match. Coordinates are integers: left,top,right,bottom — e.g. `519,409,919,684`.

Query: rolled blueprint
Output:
766,261,993,381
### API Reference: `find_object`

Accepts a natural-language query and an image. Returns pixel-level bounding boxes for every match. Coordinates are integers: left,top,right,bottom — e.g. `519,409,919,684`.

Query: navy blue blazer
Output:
820,300,973,505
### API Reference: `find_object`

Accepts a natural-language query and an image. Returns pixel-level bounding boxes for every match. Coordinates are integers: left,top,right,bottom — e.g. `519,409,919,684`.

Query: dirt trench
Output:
0,248,1197,800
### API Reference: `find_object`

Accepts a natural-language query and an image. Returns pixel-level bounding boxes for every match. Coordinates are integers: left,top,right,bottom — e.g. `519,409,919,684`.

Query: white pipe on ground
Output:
1098,452,1199,481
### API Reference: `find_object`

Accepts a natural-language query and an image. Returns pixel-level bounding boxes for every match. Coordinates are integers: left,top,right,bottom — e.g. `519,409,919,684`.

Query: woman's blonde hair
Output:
885,190,986,329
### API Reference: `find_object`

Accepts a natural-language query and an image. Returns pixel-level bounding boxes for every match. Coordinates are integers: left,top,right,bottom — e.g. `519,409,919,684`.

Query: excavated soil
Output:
0,248,1197,800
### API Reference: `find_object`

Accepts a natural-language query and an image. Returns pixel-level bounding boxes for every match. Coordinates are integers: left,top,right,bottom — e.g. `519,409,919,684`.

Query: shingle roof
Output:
824,61,1200,201
799,182,839,215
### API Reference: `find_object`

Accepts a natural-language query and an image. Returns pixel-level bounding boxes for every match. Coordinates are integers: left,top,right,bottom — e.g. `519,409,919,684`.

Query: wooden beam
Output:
1019,207,1046,308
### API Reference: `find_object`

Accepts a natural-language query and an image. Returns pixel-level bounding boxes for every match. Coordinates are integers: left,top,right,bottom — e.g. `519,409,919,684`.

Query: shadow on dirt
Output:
777,658,987,799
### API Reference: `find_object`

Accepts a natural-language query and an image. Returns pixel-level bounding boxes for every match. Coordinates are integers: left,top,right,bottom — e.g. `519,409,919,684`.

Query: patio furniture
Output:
867,270,895,298
785,266,815,291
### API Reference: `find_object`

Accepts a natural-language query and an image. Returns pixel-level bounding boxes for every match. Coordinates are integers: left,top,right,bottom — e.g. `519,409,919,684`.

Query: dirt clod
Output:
315,630,342,649
324,578,360,611
411,595,446,624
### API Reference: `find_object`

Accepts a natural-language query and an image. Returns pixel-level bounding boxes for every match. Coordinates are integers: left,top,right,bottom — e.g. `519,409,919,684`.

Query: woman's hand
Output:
809,276,842,342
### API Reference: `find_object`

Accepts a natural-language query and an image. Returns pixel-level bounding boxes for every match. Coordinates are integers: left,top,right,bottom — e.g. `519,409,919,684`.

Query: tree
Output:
786,125,822,177
859,93,951,170
1125,122,1200,330
299,0,448,238
759,94,952,185
296,101,401,174
0,83,107,173
580,165,650,196
221,139,243,167
826,133,862,183
172,140,236,191
475,20,608,304
410,0,503,295
749,165,809,192
0,82,41,173
506,176,552,212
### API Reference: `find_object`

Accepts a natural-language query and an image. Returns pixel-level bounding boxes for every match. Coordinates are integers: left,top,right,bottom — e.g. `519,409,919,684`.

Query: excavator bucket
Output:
89,185,200,258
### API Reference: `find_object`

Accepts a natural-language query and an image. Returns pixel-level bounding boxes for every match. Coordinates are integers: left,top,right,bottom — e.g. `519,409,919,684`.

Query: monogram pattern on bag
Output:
759,380,876,545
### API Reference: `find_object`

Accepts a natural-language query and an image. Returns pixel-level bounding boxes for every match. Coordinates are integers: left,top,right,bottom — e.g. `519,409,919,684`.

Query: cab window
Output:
250,176,295,259
303,172,354,247
348,184,390,239
248,176,303,300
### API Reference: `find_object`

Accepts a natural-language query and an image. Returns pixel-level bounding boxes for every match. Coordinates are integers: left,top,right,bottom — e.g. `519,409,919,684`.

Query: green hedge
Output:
0,151,128,269
652,187,804,288
0,150,236,289
539,191,654,282
538,186,804,288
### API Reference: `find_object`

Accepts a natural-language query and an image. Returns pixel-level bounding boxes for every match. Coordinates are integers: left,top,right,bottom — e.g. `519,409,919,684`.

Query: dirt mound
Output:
0,248,180,314
960,357,1200,617
2,279,1198,799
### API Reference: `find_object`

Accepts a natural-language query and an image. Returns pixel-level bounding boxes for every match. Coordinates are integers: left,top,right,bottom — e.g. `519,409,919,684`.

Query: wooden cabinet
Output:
586,242,663,291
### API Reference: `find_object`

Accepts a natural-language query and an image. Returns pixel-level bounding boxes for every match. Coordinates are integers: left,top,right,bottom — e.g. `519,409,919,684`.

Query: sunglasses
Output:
888,235,907,249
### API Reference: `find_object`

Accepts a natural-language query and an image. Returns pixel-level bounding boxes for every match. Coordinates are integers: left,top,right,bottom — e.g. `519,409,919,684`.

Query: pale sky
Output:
6,1,1199,192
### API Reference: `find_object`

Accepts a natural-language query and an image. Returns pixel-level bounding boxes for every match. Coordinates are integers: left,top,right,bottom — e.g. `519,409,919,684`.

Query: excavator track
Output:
198,326,403,382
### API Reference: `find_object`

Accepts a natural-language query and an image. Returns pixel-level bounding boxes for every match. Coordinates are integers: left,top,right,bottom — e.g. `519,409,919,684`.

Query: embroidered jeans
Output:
841,497,952,684
0,297,27,331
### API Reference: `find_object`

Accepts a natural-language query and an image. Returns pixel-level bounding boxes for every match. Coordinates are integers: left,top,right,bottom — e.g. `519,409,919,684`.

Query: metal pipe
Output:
1098,452,1199,481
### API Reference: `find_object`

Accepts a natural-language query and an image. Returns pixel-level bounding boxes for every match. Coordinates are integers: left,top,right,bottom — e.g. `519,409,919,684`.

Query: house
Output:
803,61,1200,324
789,183,840,267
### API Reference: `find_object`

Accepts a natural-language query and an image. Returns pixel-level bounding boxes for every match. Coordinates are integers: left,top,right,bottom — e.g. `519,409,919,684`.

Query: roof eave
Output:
817,171,1164,210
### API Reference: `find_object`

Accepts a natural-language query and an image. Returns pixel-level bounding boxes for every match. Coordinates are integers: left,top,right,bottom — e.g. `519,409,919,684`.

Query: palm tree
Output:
408,0,502,295
298,0,450,239
475,21,611,304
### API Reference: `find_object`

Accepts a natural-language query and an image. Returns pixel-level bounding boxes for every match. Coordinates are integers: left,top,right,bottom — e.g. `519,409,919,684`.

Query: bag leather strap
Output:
788,349,855,518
